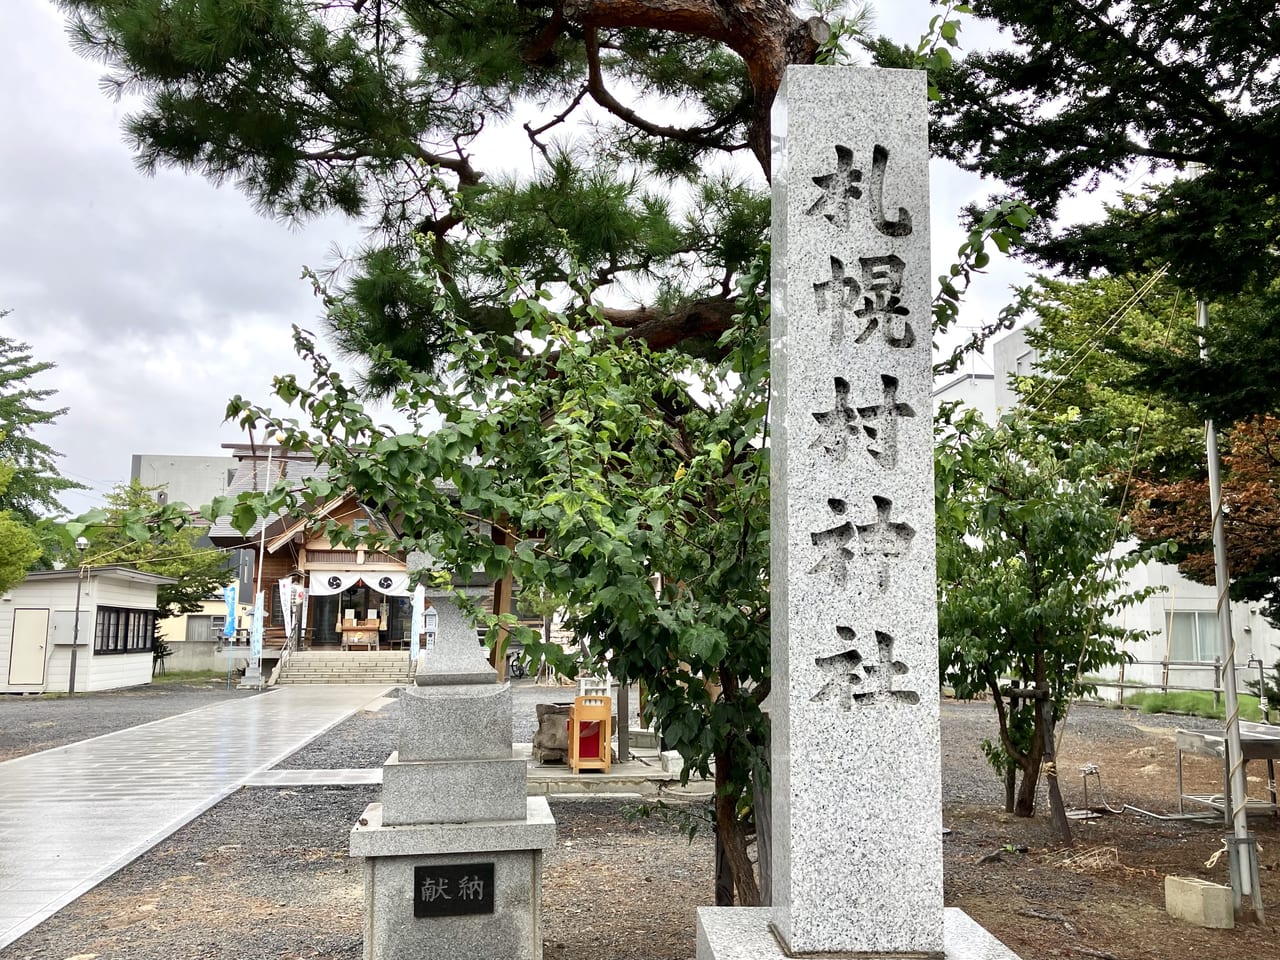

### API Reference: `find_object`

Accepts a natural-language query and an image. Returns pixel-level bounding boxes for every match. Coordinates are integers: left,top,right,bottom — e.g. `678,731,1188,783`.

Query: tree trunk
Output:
1013,652,1052,819
1004,689,1021,813
1013,716,1045,818
752,745,772,906
714,746,761,905
1038,697,1074,846
714,830,734,906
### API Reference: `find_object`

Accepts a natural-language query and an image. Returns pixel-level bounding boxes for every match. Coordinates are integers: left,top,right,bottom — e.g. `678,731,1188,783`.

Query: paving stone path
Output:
0,684,392,949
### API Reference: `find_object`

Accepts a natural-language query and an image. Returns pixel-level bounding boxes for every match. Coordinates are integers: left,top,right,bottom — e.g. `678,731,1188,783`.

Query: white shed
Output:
1,565,176,695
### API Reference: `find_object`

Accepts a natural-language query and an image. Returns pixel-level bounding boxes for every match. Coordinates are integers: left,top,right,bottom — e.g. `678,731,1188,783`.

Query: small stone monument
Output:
696,66,1019,959
351,593,555,960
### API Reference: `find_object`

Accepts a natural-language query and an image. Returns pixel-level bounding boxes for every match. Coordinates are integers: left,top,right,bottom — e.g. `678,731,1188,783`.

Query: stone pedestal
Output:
697,908,1020,960
352,800,556,960
352,596,554,960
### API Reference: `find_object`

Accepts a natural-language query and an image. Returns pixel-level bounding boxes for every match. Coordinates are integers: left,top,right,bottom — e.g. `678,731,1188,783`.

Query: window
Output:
94,607,157,655
1014,349,1038,378
1169,610,1220,662
185,615,226,644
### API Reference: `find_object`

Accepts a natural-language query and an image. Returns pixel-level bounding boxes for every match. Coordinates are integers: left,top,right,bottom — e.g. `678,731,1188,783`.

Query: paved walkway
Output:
0,684,391,950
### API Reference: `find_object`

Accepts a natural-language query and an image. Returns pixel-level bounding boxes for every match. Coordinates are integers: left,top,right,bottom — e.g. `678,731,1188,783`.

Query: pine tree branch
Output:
582,28,747,152
602,296,738,349
524,86,591,160
560,0,828,174
1058,0,1234,128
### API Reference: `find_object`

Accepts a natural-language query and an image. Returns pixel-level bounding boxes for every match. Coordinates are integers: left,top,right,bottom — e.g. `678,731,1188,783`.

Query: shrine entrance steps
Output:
277,650,414,685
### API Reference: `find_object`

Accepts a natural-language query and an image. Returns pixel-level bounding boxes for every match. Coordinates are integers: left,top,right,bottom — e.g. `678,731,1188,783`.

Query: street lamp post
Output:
68,536,88,695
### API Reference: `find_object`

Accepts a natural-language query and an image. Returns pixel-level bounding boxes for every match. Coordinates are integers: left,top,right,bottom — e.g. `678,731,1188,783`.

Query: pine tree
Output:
59,0,840,385
921,0,1280,300
0,317,83,521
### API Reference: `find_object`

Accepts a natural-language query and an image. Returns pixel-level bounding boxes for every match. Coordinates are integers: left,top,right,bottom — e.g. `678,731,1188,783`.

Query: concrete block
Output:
1165,875,1234,929
660,750,684,778
363,848,544,960
628,727,660,749
349,800,557,859
380,752,527,825
398,683,513,761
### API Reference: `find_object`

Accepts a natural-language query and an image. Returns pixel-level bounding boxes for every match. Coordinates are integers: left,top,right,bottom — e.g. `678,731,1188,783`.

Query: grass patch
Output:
151,669,227,685
1125,690,1266,721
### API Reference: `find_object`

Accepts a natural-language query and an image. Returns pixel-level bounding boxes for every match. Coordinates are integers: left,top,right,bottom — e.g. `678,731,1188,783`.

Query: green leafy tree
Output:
1012,273,1205,482
0,463,41,592
0,317,83,521
935,407,1165,818
922,0,1280,301
1011,277,1280,626
66,481,235,618
218,241,772,904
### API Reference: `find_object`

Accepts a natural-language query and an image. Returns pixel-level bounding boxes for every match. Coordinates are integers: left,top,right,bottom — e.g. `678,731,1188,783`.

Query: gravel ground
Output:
1,687,1262,960
0,681,259,762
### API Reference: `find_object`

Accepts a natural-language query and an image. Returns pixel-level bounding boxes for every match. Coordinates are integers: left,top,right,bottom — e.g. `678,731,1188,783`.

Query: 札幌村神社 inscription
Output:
767,66,944,956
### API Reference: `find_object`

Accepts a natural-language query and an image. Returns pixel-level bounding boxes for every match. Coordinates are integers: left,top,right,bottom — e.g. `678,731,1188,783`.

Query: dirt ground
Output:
942,715,1280,960
5,695,1280,960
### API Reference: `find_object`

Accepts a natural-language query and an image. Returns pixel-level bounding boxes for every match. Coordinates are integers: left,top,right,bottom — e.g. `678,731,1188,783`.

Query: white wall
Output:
933,372,997,424
2,579,72,693
1105,556,1280,698
85,651,153,691
131,454,237,508
991,325,1036,413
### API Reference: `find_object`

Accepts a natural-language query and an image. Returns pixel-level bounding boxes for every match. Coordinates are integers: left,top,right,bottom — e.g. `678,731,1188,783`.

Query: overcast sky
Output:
2,2,1028,516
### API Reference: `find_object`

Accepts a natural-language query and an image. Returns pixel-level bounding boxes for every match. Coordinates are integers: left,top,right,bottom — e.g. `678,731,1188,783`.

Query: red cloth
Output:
568,719,601,760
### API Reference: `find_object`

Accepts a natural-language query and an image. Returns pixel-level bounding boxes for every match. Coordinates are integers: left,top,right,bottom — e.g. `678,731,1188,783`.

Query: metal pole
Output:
68,537,88,694
69,568,84,694
1199,298,1263,920
248,445,274,685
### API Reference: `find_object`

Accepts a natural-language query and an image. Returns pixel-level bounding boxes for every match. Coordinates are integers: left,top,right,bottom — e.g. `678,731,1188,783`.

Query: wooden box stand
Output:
568,695,612,774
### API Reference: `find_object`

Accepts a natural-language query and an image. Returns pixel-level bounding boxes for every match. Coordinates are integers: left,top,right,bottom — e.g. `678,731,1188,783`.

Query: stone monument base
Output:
696,907,1021,960
351,798,556,960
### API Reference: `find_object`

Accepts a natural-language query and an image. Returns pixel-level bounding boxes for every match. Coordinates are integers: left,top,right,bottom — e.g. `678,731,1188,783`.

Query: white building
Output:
932,370,997,425
130,454,237,507
2,566,175,694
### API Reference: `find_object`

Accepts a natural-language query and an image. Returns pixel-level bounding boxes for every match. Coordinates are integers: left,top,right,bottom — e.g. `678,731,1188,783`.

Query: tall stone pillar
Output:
768,64,940,956
696,65,1019,960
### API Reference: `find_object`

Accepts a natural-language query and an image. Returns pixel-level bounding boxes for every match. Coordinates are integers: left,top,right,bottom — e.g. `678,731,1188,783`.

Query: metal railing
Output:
1093,657,1271,716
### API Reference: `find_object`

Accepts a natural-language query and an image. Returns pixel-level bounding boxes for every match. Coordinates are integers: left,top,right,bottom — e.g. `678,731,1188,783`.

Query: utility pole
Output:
68,536,89,694
1198,298,1263,921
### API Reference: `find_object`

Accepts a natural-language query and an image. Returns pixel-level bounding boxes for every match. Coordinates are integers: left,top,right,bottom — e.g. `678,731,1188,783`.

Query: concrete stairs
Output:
277,650,414,685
